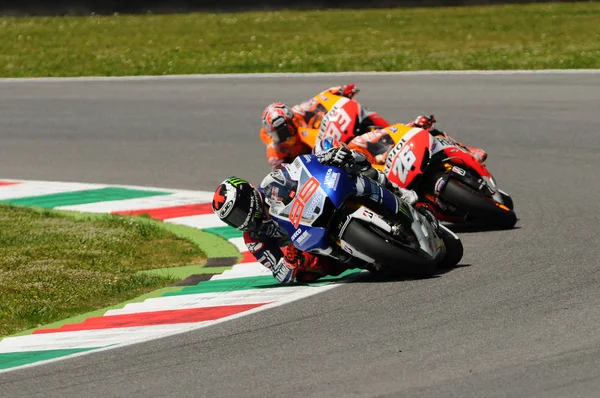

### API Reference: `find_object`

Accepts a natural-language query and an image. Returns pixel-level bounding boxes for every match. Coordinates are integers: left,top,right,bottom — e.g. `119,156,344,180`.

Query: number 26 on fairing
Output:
390,146,417,184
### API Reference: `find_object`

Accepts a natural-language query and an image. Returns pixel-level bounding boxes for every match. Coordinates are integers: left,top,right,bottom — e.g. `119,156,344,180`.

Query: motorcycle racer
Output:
212,147,420,284
408,115,487,162
348,115,488,165
260,83,390,168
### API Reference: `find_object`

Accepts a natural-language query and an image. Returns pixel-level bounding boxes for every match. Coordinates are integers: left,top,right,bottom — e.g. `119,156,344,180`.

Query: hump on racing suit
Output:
347,129,396,165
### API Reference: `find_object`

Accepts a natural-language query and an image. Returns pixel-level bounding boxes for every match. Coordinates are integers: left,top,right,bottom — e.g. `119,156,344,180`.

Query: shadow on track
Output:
339,263,473,285
445,222,522,234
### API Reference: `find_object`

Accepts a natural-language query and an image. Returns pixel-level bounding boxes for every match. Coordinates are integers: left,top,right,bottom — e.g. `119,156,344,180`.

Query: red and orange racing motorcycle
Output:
298,92,517,229
378,124,516,229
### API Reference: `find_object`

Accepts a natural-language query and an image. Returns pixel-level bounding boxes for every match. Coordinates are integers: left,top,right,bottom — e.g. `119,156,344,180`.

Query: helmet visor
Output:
225,204,254,230
271,121,293,144
231,189,263,232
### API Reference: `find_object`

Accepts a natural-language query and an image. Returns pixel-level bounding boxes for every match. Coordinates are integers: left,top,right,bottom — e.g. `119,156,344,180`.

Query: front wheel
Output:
499,190,514,210
342,220,439,278
441,179,517,229
437,225,463,268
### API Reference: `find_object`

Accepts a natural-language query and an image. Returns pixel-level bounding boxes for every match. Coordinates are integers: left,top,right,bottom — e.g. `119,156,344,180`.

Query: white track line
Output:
228,237,247,252
164,213,226,229
0,69,599,83
0,178,205,195
55,192,213,213
0,324,203,352
211,263,273,280
0,182,103,200
104,286,314,315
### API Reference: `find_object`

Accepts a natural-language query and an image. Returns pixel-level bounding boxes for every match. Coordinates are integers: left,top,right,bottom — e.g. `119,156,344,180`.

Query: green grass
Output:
0,205,207,336
0,2,599,77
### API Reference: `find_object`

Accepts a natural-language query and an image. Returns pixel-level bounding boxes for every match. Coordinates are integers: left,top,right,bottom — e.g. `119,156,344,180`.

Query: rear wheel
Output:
342,220,438,278
441,179,517,229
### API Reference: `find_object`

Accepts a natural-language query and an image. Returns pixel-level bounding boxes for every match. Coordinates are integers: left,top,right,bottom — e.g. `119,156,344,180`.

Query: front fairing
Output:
372,124,418,172
268,154,356,252
313,95,362,154
384,128,434,189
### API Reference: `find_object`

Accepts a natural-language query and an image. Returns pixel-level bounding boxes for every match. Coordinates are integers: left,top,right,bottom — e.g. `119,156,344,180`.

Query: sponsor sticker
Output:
434,177,446,193
291,228,303,240
324,168,340,190
452,166,466,176
304,193,323,218
296,230,311,245
341,242,353,255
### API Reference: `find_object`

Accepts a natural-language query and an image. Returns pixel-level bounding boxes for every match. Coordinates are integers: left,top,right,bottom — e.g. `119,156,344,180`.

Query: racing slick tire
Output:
441,178,517,230
342,219,439,278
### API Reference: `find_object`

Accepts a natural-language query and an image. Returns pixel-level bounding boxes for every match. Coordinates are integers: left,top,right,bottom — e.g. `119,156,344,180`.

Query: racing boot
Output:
293,247,347,283
416,202,463,225
435,130,487,163
416,205,440,233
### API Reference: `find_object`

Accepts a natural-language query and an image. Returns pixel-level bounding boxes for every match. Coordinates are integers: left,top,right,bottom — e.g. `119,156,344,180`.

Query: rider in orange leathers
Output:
346,116,489,223
347,115,488,166
260,83,390,168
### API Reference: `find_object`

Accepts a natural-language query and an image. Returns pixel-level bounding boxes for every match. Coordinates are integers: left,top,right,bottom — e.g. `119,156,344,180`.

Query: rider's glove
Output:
389,184,419,206
341,83,359,98
411,115,436,131
272,244,305,284
320,147,354,168
328,83,359,99
416,205,440,232
397,187,419,206
256,218,282,237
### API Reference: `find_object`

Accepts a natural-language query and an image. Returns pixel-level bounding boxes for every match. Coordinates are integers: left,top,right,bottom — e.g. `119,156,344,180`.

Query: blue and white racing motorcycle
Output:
264,154,464,277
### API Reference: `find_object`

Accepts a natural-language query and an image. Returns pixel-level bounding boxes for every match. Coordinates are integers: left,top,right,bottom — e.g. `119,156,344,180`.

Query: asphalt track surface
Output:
1,72,600,397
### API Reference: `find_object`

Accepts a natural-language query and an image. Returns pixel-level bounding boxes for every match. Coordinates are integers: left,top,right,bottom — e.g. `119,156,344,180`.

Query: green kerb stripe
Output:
203,226,243,240
162,269,362,296
163,275,282,295
0,187,171,208
0,347,101,370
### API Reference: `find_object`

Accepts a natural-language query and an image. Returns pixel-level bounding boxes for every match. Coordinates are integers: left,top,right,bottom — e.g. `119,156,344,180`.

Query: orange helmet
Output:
262,103,297,144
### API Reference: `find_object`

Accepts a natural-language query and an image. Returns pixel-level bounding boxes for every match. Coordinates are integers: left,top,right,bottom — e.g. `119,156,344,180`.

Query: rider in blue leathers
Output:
212,147,420,284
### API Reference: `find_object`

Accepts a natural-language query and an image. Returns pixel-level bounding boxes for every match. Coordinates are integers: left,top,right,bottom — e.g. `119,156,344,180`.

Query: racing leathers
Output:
407,115,487,162
243,147,418,284
348,117,488,166
260,84,390,168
